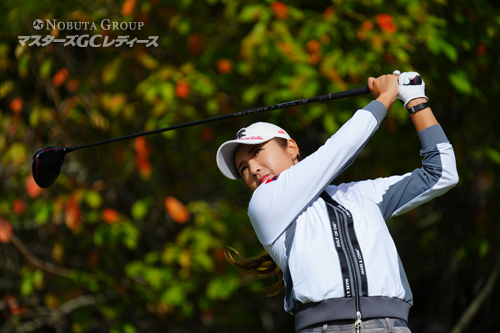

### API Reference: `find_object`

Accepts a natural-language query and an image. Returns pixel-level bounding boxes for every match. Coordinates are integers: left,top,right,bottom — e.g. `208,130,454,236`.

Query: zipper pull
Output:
354,311,362,333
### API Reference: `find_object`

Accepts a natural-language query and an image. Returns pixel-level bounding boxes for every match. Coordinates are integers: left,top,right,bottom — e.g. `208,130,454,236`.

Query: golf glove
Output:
393,70,428,108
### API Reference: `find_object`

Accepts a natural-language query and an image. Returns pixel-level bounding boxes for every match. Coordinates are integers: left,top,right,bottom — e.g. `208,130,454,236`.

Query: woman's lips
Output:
259,175,271,184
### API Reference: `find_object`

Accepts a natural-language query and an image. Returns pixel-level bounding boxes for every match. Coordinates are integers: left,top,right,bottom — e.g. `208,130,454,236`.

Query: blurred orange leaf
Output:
376,14,397,34
157,302,174,315
306,40,322,66
65,194,82,232
134,137,152,177
26,174,42,198
279,42,293,56
213,248,225,262
10,97,23,115
188,33,203,57
134,137,150,157
165,197,190,224
175,80,190,99
109,94,126,112
356,31,366,41
53,68,69,87
66,79,80,92
2,294,21,315
135,155,152,178
477,44,487,56
361,20,374,31
217,59,232,74
323,6,335,21
270,2,288,20
306,40,321,52
103,209,120,224
12,199,26,215
0,218,13,243
122,0,136,16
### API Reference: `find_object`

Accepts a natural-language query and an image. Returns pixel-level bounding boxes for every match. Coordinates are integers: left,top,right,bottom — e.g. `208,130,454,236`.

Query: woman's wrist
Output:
376,92,397,110
406,97,428,109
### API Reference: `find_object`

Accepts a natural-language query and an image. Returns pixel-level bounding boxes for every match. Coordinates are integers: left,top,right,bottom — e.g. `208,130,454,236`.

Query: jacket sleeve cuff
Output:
418,124,449,150
363,100,387,124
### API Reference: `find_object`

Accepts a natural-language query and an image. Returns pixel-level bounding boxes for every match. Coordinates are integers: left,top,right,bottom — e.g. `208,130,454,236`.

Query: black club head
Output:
32,147,70,188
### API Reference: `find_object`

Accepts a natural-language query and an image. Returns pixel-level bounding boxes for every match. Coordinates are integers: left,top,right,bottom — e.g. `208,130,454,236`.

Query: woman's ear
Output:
287,139,299,159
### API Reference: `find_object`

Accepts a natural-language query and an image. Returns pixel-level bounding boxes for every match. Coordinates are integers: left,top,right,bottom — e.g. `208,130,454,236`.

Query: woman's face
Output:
234,139,299,191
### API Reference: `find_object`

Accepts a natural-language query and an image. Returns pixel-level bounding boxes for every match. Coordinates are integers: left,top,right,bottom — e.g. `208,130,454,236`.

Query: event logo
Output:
31,19,144,31
19,19,158,48
18,35,158,48
33,19,44,30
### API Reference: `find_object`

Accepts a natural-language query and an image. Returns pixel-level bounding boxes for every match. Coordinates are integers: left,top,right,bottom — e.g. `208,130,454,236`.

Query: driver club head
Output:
32,147,71,188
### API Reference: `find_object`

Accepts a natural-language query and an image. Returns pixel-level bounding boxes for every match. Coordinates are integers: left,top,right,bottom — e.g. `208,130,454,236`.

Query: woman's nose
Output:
248,161,260,176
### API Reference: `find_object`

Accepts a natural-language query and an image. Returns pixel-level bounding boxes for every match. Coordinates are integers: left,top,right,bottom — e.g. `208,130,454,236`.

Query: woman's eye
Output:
240,166,247,175
254,148,261,156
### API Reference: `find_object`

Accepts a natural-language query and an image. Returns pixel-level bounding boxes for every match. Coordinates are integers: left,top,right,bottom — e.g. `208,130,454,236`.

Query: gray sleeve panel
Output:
363,100,387,124
377,124,447,221
418,123,449,149
397,255,413,305
283,221,297,313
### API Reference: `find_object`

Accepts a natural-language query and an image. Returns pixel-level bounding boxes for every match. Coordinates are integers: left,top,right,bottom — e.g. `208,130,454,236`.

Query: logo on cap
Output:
278,130,286,135
235,129,246,139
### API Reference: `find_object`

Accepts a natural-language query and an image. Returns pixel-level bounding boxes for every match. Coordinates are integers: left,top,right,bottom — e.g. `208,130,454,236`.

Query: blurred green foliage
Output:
0,0,499,332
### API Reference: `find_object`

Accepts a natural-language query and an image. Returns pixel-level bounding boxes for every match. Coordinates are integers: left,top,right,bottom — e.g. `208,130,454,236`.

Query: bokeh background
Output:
1,0,499,332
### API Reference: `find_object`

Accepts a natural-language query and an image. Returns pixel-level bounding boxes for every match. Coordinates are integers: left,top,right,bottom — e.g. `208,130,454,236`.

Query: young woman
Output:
216,72,458,333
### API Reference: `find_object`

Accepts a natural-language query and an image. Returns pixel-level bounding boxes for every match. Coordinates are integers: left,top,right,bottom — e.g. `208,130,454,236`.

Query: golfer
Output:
216,72,458,333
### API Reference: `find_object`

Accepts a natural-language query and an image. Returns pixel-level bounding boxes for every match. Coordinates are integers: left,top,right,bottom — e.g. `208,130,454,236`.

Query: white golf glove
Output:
393,70,428,108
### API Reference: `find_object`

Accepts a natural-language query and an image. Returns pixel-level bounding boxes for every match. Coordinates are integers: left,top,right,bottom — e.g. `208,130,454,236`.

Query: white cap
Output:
216,122,291,180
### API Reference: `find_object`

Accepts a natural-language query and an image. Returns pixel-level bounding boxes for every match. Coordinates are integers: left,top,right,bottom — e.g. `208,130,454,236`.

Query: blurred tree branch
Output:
451,255,500,333
9,232,72,278
15,293,119,332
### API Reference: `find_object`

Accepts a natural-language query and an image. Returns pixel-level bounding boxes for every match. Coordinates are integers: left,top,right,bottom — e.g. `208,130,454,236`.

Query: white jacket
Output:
247,101,459,331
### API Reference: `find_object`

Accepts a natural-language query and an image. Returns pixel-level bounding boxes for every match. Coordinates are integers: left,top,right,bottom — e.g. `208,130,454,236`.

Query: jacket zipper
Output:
321,192,364,330
337,209,363,329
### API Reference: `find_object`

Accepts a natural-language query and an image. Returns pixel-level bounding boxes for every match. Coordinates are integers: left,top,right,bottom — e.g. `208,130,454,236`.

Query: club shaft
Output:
71,86,370,151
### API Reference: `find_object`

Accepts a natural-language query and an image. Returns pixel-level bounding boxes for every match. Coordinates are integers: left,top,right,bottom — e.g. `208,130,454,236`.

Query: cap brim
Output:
216,136,274,180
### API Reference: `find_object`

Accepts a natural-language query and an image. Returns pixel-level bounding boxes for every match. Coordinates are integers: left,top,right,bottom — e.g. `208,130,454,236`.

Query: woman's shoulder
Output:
326,179,387,200
328,180,368,193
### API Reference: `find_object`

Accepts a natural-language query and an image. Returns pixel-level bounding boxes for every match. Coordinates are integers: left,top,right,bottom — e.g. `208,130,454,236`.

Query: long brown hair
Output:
225,137,303,297
224,248,285,296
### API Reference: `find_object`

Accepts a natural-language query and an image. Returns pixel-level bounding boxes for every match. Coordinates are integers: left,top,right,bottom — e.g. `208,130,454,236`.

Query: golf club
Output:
32,86,372,188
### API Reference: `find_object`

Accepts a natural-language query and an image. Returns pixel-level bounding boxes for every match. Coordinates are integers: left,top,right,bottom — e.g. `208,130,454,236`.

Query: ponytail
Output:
224,248,285,297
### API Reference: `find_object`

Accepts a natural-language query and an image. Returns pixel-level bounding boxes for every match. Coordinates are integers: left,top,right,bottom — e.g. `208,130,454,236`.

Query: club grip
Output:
408,75,422,85
329,86,370,100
